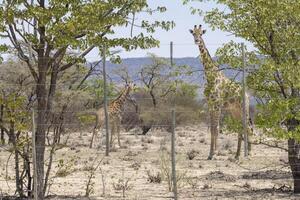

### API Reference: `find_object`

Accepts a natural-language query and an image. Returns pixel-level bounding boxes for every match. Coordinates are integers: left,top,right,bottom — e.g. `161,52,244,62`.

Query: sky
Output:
0,0,251,61
84,0,250,61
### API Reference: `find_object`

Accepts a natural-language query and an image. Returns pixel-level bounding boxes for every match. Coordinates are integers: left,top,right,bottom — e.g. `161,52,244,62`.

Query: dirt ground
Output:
1,124,300,200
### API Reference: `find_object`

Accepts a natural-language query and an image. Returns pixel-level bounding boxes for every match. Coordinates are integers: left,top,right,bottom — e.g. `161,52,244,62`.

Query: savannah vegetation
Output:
0,0,299,198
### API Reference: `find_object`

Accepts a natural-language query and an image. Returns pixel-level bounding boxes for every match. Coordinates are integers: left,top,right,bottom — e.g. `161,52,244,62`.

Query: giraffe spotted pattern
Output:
190,25,252,159
91,83,135,148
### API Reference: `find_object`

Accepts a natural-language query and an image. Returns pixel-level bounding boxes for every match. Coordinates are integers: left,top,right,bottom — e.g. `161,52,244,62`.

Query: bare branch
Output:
7,25,38,81
76,60,102,90
59,45,95,72
251,141,288,152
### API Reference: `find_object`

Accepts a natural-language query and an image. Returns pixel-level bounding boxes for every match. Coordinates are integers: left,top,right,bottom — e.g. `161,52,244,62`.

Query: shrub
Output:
186,149,199,160
146,170,162,183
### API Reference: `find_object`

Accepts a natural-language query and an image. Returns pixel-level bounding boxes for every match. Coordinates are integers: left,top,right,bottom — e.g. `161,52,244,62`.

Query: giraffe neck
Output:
113,87,128,102
197,37,220,82
109,86,131,115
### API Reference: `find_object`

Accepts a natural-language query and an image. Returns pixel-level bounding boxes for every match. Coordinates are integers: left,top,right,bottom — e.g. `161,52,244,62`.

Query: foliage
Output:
186,149,199,160
113,169,133,198
0,1,174,61
223,115,243,134
0,1,174,197
138,82,203,127
183,0,300,140
159,150,187,192
84,156,105,197
81,78,116,108
146,170,162,183
136,54,201,127
55,157,77,178
139,53,180,107
184,0,300,191
0,61,33,132
0,60,35,196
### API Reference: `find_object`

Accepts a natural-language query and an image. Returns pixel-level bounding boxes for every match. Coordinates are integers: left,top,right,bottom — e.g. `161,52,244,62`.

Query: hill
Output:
102,57,242,86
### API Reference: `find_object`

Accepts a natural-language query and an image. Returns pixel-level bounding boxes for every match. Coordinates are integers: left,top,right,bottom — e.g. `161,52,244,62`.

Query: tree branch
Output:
251,141,288,152
7,25,38,81
59,45,95,72
76,60,102,90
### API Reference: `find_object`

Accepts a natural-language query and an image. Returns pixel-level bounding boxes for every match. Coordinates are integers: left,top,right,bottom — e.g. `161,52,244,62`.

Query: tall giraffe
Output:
90,83,135,148
189,25,252,159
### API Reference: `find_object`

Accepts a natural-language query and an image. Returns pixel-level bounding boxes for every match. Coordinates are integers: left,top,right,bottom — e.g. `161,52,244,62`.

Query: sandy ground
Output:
1,124,300,200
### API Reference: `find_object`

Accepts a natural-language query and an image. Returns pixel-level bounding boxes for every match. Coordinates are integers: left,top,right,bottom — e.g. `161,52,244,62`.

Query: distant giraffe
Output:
189,25,252,159
90,83,135,148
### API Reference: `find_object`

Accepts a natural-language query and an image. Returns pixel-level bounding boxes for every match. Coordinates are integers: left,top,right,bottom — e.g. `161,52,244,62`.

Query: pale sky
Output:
85,0,251,61
1,0,252,61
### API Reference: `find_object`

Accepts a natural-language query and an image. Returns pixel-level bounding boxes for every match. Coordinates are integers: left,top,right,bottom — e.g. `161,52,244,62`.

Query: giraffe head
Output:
189,25,206,44
125,82,136,93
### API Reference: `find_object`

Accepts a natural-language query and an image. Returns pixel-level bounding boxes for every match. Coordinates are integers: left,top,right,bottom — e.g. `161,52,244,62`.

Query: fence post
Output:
242,43,248,157
32,109,38,200
103,45,110,156
170,41,178,200
170,41,173,66
171,109,178,200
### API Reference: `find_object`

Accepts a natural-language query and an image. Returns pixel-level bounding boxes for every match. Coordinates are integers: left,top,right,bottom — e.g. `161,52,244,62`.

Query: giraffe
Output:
90,82,135,148
189,25,252,159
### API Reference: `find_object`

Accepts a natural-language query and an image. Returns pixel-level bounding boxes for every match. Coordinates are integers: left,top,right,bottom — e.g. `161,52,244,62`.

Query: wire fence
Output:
0,42,299,200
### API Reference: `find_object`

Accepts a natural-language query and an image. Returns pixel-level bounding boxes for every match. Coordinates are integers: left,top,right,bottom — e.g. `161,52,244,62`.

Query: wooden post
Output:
170,41,173,66
170,41,178,200
0,104,4,144
32,109,38,200
103,45,110,156
242,43,248,157
171,109,178,200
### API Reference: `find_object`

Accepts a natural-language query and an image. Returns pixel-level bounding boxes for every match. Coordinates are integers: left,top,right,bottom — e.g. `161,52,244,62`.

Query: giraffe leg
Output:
117,119,121,147
247,126,252,156
214,118,220,151
235,134,242,159
235,133,243,160
208,128,215,160
208,110,220,160
110,121,115,147
208,112,215,160
90,127,98,149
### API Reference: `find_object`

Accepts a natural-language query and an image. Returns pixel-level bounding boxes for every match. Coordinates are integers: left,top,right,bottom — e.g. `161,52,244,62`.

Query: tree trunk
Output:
150,91,157,108
0,104,4,144
14,146,23,196
9,121,23,196
24,149,32,198
287,119,300,193
35,64,47,200
288,138,300,193
139,90,156,135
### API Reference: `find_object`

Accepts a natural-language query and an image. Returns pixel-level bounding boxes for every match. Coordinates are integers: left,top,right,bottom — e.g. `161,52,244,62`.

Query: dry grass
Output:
0,124,298,199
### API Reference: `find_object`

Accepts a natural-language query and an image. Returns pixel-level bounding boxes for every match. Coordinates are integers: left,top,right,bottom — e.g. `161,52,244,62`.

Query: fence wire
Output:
0,42,299,200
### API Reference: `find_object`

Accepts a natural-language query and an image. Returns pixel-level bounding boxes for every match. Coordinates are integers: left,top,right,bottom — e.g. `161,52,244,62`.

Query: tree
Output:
138,54,194,132
0,1,173,198
184,0,300,193
0,60,35,197
139,53,178,108
0,59,97,196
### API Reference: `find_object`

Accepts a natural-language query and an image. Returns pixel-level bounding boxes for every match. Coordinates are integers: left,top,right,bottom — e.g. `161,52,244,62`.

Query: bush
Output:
146,170,162,183
136,82,207,132
186,149,199,160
